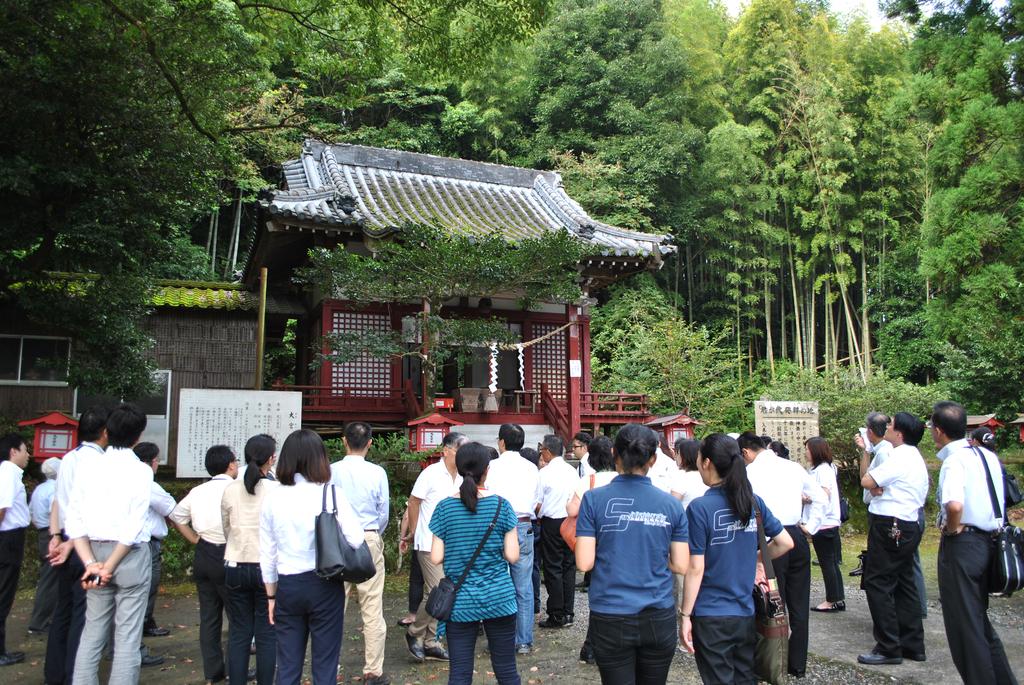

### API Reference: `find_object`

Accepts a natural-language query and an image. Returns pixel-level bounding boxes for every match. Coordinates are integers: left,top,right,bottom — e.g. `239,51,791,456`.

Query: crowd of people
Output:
0,399,1016,685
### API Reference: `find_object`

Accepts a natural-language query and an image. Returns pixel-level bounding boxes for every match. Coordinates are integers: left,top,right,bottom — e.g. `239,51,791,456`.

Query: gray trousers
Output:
29,530,60,631
72,541,151,685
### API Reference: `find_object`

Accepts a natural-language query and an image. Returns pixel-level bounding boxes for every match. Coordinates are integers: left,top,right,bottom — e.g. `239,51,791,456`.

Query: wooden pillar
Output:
567,304,582,439
580,315,592,394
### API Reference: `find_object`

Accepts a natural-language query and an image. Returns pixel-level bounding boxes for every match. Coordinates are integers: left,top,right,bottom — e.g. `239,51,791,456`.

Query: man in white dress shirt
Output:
0,433,31,667
27,457,61,635
856,412,929,665
536,435,579,629
169,445,238,684
330,422,391,685
740,431,825,679
931,401,1017,685
136,443,175,655
573,432,593,477
487,423,542,654
401,431,467,662
65,403,154,685
45,406,109,684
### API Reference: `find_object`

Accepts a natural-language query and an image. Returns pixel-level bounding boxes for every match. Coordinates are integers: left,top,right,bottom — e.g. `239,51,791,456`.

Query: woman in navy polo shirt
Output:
679,433,794,684
575,424,690,685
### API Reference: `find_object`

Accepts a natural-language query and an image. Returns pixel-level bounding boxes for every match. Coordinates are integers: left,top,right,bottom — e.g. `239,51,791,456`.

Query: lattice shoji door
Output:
531,323,566,400
330,312,391,397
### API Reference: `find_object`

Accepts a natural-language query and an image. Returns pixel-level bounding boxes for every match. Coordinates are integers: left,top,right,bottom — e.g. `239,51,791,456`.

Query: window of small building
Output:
0,335,70,384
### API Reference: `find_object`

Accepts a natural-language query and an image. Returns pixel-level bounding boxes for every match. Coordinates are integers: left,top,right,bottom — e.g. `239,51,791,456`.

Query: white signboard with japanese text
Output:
175,389,302,478
754,400,820,467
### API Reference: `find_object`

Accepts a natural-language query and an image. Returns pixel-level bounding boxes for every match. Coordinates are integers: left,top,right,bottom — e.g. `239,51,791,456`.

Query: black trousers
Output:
691,615,758,685
532,520,542,613
44,544,86,684
194,539,228,682
447,614,519,685
863,514,924,657
0,527,26,654
225,562,275,685
144,537,163,629
275,571,345,685
540,517,576,620
938,531,1018,685
589,606,676,685
407,548,424,614
811,526,845,603
771,525,810,676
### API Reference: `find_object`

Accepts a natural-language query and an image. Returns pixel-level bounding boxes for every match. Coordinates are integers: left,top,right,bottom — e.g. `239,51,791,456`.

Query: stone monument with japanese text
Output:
754,400,820,467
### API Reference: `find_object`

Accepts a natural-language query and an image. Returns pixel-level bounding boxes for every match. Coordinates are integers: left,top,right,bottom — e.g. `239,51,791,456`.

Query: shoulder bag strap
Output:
452,496,504,593
753,498,777,582
322,483,337,514
970,446,1003,526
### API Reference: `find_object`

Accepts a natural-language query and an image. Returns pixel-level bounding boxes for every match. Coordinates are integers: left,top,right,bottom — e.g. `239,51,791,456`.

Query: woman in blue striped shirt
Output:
429,442,521,685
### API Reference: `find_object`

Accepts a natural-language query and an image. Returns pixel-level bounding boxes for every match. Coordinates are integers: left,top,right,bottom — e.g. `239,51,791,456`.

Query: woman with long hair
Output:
221,434,278,685
680,433,794,685
259,429,364,685
576,424,690,685
670,438,709,509
805,437,845,612
429,442,521,685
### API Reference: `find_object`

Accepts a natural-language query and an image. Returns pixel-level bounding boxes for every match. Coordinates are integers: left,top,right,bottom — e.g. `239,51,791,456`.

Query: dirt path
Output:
3,573,1021,684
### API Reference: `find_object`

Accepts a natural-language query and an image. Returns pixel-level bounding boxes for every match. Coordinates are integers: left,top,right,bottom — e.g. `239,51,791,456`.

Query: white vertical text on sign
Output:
176,389,303,478
753,400,820,468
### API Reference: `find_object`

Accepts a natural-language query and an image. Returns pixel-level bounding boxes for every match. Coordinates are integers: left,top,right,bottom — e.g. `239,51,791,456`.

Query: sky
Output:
723,0,888,29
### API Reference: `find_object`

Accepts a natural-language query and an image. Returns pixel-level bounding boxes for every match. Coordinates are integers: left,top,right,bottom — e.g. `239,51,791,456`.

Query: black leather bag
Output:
974,448,1024,597
752,501,789,685
315,484,376,585
425,496,504,621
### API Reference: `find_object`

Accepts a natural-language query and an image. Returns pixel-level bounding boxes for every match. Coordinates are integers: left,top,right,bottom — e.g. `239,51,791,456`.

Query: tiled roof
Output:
261,141,674,259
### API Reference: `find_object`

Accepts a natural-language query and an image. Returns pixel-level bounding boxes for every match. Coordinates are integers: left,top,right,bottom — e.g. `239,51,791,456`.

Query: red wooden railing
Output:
580,392,649,417
403,379,422,419
540,384,571,441
275,383,406,414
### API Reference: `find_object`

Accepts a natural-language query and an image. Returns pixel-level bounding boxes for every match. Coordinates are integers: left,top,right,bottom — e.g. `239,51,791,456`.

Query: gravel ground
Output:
3,570,1021,684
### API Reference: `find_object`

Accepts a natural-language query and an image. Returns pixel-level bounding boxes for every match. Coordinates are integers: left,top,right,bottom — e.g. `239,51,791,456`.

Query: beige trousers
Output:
345,531,387,675
408,549,445,648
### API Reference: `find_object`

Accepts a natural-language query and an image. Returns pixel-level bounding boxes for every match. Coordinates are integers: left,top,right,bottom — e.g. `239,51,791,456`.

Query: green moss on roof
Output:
151,286,255,310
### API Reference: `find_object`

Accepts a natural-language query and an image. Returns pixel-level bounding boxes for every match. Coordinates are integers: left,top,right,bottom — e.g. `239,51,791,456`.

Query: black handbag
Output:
752,501,789,685
425,496,504,621
1004,470,1022,510
974,447,1024,597
315,484,376,584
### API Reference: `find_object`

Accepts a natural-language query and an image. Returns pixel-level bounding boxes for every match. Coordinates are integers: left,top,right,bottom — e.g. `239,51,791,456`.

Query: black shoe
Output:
850,552,866,577
27,626,47,635
405,633,424,663
247,667,257,681
788,669,806,678
0,652,25,667
364,674,391,685
565,613,574,626
579,645,595,664
811,601,846,612
141,654,165,667
143,625,170,637
538,616,566,629
902,650,926,662
516,644,531,656
423,645,449,661
857,651,902,665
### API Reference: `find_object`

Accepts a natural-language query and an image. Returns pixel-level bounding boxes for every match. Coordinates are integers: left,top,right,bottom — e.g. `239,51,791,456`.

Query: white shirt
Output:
54,442,105,530
259,475,364,582
330,455,389,532
169,474,235,544
488,450,542,519
747,450,826,532
65,447,153,545
147,481,176,540
862,439,893,504
649,449,676,493
0,460,29,531
938,439,1005,531
573,470,618,501
577,452,595,477
867,444,929,521
410,460,462,552
538,456,579,519
810,464,841,528
670,470,708,510
30,478,57,529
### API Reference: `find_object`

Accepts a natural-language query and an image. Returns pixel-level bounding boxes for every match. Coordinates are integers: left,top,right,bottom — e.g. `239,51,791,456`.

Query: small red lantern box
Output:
407,412,464,452
645,413,703,447
433,397,455,410
18,412,79,462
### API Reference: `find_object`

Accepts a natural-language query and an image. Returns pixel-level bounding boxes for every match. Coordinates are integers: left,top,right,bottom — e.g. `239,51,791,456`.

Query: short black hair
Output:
675,438,701,471
519,447,540,466
276,429,331,485
866,412,891,439
498,423,525,452
106,403,147,448
588,435,615,472
614,424,659,471
204,445,236,477
442,431,467,449
573,432,592,446
541,434,563,458
344,422,372,451
931,401,967,440
736,431,765,453
892,412,925,447
0,433,25,462
78,406,110,443
133,442,160,464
